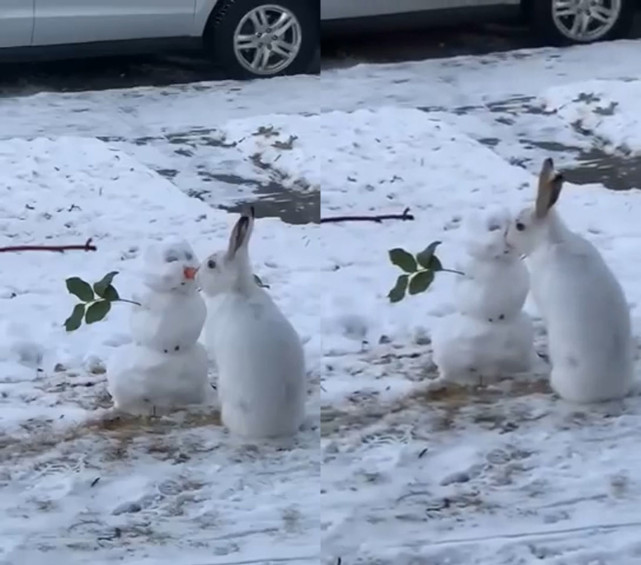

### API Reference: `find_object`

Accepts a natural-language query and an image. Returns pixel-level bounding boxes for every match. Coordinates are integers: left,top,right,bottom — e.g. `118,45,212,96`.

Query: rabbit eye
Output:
207,259,216,269
516,222,525,232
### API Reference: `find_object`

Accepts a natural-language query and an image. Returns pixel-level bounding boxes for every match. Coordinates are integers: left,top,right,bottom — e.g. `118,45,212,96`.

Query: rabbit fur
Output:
505,158,634,403
199,208,306,438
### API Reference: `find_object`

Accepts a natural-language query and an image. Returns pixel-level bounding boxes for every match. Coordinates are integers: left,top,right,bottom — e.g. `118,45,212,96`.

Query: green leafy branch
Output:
64,271,140,332
387,241,464,303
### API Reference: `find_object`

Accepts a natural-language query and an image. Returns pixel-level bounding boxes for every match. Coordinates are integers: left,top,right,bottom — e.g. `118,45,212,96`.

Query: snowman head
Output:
199,207,255,297
141,239,200,294
464,207,516,261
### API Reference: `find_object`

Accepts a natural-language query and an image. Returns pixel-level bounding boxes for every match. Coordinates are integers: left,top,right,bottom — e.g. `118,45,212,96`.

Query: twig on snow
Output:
0,238,97,253
321,207,415,224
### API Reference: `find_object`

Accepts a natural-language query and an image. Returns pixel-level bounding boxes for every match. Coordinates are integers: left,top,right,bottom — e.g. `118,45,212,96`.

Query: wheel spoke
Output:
255,7,270,28
235,33,258,50
569,14,581,34
272,12,295,36
556,7,577,17
250,48,262,69
591,5,615,23
569,11,591,35
554,0,577,17
249,10,261,30
259,47,271,70
271,40,295,58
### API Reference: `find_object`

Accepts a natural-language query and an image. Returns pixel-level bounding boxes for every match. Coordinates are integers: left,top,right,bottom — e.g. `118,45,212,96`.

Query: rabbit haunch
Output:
107,239,210,415
432,207,536,384
506,158,633,403
199,208,306,439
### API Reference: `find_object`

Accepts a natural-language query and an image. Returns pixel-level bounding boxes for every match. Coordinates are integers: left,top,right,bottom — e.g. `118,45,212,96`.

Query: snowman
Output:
431,207,536,385
107,239,211,415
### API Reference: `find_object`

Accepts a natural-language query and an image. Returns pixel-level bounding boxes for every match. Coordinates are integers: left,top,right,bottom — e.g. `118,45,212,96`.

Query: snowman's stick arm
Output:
321,207,415,224
0,238,97,253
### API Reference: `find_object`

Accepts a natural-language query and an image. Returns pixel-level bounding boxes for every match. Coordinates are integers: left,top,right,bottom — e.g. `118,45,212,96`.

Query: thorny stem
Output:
321,207,415,224
0,238,97,253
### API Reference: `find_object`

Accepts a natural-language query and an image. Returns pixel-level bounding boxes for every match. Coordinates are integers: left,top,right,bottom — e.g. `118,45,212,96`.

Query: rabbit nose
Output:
183,267,198,280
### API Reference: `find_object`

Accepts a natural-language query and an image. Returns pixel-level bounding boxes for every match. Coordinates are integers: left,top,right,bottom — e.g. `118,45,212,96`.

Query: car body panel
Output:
32,0,199,46
321,0,520,20
0,1,35,48
194,0,222,35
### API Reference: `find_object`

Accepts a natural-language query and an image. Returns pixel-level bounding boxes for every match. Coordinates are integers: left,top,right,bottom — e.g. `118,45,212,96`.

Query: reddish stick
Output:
0,238,97,253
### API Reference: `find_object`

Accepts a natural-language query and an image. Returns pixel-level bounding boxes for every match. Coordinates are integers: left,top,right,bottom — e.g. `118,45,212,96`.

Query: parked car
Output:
321,0,638,45
0,0,319,79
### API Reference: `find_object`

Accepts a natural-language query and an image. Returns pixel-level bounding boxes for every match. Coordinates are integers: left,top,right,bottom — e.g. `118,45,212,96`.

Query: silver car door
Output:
33,0,197,46
321,0,518,21
0,0,35,48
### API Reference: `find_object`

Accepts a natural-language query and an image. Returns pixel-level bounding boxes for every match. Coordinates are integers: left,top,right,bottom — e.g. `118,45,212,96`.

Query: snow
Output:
3,36,641,564
541,78,641,156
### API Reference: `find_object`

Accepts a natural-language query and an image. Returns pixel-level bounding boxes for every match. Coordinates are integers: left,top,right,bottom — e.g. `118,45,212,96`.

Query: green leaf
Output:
388,274,409,303
389,248,417,273
85,300,112,324
94,271,119,299
427,256,443,272
416,241,442,270
66,277,94,302
101,285,120,301
408,271,435,295
64,303,86,332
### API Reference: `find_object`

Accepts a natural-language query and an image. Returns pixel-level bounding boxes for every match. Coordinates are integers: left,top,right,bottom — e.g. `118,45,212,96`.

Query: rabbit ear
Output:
535,158,564,218
226,206,255,260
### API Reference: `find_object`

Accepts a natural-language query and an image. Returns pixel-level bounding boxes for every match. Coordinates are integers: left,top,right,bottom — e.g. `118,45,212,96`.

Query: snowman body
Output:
432,311,534,384
107,342,209,415
432,208,536,384
130,288,206,353
107,240,210,414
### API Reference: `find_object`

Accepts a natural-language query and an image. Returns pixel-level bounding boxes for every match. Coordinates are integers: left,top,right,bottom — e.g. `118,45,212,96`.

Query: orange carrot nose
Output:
183,266,198,280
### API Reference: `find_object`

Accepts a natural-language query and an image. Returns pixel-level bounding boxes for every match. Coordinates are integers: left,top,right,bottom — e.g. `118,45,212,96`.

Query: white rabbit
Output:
505,157,634,403
199,208,306,438
455,206,530,321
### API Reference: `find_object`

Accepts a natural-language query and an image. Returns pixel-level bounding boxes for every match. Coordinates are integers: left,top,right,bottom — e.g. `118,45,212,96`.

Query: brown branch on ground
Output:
321,207,415,224
0,238,97,253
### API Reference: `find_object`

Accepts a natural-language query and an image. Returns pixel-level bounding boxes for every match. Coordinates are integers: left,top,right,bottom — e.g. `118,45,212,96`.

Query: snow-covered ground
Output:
3,37,641,565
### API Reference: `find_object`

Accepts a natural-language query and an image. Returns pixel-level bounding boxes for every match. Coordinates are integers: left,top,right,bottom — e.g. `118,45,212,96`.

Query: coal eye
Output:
207,259,216,269
185,252,193,261
165,254,178,263
516,222,525,232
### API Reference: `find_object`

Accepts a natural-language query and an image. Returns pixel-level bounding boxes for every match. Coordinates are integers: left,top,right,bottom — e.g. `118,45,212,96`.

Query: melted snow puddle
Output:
454,94,641,192
100,131,319,225
527,142,641,192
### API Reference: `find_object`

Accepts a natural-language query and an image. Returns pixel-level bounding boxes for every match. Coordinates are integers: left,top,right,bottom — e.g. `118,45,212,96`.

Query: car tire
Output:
204,0,319,79
529,0,636,45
